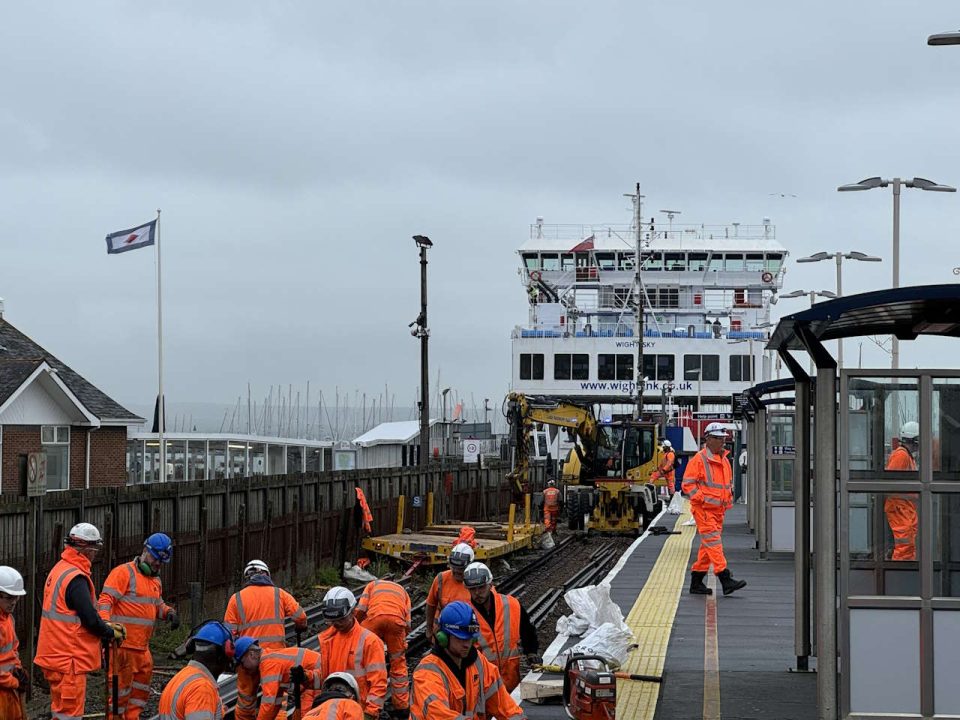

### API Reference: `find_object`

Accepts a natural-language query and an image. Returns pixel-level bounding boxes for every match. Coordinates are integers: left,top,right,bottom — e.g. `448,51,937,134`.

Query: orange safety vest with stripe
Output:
356,487,373,534
473,591,523,691
543,487,560,510
885,445,918,500
0,611,21,690
224,584,306,651
410,650,525,720
34,546,101,673
157,660,224,720
258,646,323,712
426,570,472,614
682,448,733,510
356,579,411,628
318,622,387,717
98,560,174,650
304,697,365,720
659,450,676,480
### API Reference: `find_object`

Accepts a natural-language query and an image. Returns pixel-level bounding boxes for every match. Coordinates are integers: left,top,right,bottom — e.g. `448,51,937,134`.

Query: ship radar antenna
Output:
659,209,682,239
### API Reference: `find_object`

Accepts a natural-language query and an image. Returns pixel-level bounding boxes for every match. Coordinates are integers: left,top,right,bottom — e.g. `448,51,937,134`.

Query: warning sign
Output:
26,452,47,497
463,439,481,462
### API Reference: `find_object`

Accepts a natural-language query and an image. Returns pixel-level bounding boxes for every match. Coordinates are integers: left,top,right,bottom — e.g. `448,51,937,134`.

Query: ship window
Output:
613,288,631,308
665,253,686,271
684,354,720,382
644,253,663,271
561,253,574,271
765,253,784,272
688,253,709,272
596,252,615,271
520,353,544,380
729,355,754,382
745,253,764,272
654,288,679,308
708,254,724,272
599,354,634,381
617,252,635,271
554,353,589,380
725,253,745,271
642,354,675,381
523,253,539,271
541,254,560,271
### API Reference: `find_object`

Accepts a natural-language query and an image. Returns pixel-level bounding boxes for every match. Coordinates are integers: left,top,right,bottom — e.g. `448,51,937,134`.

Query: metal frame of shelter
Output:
768,284,960,720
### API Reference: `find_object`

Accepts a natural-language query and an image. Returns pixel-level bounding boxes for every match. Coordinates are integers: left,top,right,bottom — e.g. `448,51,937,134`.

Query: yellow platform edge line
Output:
617,503,697,720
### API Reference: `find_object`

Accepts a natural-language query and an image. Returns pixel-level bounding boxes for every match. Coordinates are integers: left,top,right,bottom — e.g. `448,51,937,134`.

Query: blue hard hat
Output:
144,533,173,563
438,601,480,640
234,636,260,660
191,621,233,648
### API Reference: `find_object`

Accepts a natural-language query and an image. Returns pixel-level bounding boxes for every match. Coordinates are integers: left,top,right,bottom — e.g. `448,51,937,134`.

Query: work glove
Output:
525,653,543,666
12,666,29,693
167,611,181,630
107,622,127,644
289,665,306,686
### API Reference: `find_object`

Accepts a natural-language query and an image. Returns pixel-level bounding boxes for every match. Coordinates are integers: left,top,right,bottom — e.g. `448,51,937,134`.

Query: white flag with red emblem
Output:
105,220,156,254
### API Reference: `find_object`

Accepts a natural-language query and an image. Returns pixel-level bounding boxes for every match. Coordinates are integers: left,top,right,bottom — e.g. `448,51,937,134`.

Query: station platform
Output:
520,502,815,720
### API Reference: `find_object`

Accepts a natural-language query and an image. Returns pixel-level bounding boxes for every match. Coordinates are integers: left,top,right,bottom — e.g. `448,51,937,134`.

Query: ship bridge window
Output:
617,252,635,271
729,355,754,382
599,353,634,381
644,253,663,271
520,353,545,380
653,288,680,308
642,354,675,382
596,252,616,271
688,253,708,272
665,253,686,271
561,253,574,271
725,254,745,271
541,254,560,271
684,354,720,382
745,253,764,272
708,254,724,271
765,253,784,272
523,253,539,271
554,353,589,380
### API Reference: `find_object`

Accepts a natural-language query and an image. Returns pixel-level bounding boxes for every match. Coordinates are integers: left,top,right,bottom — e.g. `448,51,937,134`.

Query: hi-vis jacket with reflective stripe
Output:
356,579,411,628
0,611,21,690
34,546,102,673
318,622,387,717
303,697,364,720
886,446,918,500
473,591,522,692
682,448,733,510
426,570,471,613
543,487,560,509
411,650,525,720
257,646,323,720
158,660,224,720
224,584,307,651
98,560,174,650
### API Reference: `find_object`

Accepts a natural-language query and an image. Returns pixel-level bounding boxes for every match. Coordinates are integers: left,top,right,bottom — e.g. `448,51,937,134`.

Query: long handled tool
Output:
103,641,111,720
291,666,303,720
535,662,663,683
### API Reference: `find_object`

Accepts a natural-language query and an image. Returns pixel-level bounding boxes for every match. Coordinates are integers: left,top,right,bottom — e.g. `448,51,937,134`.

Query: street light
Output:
929,30,960,45
778,290,838,373
412,235,433,465
838,176,956,368
796,251,882,368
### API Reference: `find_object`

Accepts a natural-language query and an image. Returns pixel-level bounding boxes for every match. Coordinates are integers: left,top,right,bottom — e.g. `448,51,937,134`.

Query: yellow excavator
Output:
505,393,667,535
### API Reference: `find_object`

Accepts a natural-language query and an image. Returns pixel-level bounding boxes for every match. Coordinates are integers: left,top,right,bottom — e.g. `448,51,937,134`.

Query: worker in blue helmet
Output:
159,621,238,718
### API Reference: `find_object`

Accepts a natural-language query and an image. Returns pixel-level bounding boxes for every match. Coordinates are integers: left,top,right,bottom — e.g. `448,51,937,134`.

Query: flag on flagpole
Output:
105,220,157,254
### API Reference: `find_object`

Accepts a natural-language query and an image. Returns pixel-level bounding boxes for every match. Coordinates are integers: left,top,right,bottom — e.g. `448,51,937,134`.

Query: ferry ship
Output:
510,191,788,433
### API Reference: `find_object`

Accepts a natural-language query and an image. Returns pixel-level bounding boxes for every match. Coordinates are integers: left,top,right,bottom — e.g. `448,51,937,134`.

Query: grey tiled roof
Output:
0,318,143,423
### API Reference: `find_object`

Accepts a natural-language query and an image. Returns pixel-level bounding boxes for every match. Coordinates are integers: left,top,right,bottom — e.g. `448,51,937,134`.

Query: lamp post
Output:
483,398,491,429
778,290,838,373
837,176,956,368
412,235,433,466
796,251,882,367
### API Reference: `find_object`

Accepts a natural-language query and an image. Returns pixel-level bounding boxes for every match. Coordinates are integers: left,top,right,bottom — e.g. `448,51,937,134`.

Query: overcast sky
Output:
2,1,959,426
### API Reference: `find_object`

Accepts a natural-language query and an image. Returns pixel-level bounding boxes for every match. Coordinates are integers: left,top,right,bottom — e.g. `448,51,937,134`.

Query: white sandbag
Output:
539,532,556,550
555,614,590,637
563,584,630,634
667,492,684,515
555,622,636,668
343,562,377,583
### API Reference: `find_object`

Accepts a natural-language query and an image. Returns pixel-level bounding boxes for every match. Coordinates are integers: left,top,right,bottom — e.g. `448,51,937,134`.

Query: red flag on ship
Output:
569,235,595,252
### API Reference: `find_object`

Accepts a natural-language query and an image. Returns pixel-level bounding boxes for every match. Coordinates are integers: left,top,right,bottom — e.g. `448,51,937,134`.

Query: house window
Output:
599,354,634,381
554,354,589,380
642,354,675,381
684,354,720,382
730,355,754,382
520,353,545,380
42,425,70,491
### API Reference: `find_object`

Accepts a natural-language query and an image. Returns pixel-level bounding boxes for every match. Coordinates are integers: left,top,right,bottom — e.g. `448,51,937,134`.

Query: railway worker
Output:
425,543,475,639
0,566,28,720
225,560,308,720
411,601,525,720
542,480,561,533
462,562,540,692
256,644,323,720
35,522,127,720
98,532,180,720
317,586,387,720
355,578,411,718
682,424,747,596
304,673,365,720
158,620,240,720
885,421,920,561
657,440,676,495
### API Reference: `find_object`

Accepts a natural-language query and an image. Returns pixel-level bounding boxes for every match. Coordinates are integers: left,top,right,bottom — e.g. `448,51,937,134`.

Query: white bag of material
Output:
555,622,636,668
563,584,630,635
667,492,684,515
555,614,590,637
343,563,377,583
539,532,556,550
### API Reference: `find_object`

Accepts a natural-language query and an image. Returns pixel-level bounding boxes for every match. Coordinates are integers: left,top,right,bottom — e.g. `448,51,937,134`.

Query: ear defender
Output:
436,631,449,648
138,561,155,576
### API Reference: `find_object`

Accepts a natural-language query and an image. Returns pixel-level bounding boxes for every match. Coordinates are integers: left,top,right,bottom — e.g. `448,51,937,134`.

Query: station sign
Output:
731,392,750,419
771,445,796,455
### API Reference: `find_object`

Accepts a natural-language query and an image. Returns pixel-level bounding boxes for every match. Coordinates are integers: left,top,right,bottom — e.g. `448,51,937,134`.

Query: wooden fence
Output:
0,459,543,670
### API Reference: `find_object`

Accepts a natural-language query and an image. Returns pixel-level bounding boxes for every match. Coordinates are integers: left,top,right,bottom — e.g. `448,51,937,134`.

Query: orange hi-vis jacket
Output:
356,487,374,534
887,445,917,473
318,621,387,717
257,646,323,720
411,649,525,720
543,487,560,510
474,590,523,692
304,697,364,720
158,660,224,720
659,450,676,481
98,560,175,650
0,610,21,690
225,584,307,651
682,448,733,510
35,546,102,673
356,580,411,628
426,570,472,614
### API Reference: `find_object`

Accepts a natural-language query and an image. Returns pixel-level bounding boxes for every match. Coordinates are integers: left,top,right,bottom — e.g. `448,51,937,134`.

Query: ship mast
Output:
626,183,645,419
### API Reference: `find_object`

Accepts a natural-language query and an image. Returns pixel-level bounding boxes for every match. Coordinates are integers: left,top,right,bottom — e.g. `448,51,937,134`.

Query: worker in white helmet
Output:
0,566,27,719
425,543,475,638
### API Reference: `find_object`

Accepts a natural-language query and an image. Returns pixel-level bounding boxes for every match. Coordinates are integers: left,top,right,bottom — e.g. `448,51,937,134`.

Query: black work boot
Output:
689,571,712,595
717,569,747,596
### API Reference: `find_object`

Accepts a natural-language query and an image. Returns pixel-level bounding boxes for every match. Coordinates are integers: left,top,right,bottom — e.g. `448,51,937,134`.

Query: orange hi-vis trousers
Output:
361,615,409,711
107,646,154,720
43,668,88,720
543,508,558,532
691,503,728,574
885,496,918,561
236,665,260,720
0,687,25,720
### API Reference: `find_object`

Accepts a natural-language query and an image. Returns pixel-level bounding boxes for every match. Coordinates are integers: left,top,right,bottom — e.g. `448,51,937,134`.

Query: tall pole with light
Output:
412,235,433,466
795,251,881,367
776,289,837,373
837,176,955,368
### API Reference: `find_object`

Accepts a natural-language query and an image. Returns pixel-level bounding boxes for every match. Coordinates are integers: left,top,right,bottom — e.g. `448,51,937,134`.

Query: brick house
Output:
0,316,143,494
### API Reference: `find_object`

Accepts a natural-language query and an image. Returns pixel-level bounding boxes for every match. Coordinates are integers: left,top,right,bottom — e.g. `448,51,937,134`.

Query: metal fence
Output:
0,459,539,671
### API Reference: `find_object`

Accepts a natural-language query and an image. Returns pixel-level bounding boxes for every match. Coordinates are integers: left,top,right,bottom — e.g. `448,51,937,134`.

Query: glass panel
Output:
688,253,708,272
249,443,265,476
934,378,960,479
287,445,304,473
167,440,186,482
616,252,634,271
702,355,719,381
209,441,227,480
523,254,538,270
642,355,655,383
765,253,783,272
933,494,960,597
708,254,723,272
187,441,207,481
598,354,616,381
657,355,674,381
847,376,919,476
644,252,663,271
41,426,55,444
532,354,544,379
770,414,795,447
127,440,143,485
725,253,745,271
770,458,794,501
745,253,764,272
664,253,685,271
541,254,560,271
306,448,322,473
144,442,161,483
45,445,69,490
595,253,615,271
554,354,571,380
520,354,532,380
848,492,920,596
572,354,589,380
267,445,285,474
56,426,70,443
561,253,574,271
228,443,247,478
616,354,633,381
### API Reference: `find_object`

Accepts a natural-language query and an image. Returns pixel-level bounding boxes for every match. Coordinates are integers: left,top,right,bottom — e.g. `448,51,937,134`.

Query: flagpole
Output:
156,208,166,482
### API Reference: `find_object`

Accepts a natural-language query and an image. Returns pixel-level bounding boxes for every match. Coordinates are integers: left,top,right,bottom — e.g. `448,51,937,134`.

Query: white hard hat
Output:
462,562,493,589
704,423,730,439
0,566,26,596
449,543,475,568
68,522,103,546
901,421,919,440
323,671,361,701
547,479,556,486
244,559,270,578
661,440,672,448
322,586,357,619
